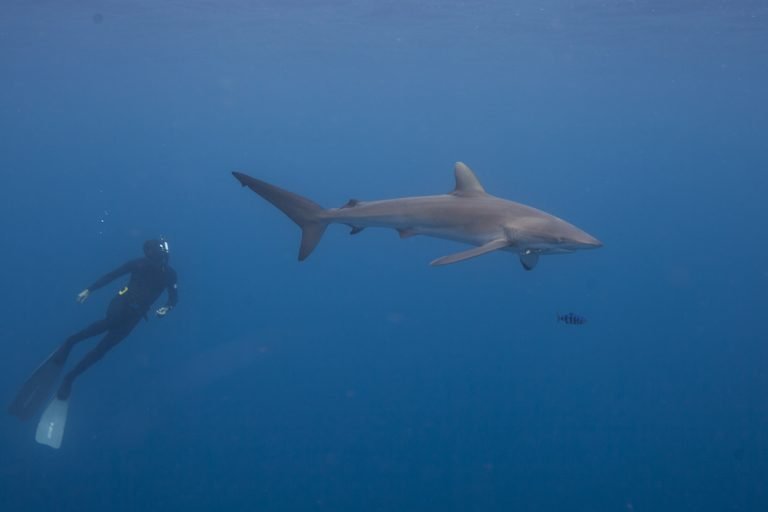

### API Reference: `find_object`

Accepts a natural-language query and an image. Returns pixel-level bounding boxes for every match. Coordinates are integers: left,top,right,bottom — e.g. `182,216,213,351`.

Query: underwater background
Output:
1,1,766,510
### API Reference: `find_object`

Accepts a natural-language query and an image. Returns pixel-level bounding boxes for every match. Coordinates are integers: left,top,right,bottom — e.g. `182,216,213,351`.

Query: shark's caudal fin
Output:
233,172,327,260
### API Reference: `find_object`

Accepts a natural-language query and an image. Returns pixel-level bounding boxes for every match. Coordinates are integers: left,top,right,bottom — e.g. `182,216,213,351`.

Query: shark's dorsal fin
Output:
452,162,486,197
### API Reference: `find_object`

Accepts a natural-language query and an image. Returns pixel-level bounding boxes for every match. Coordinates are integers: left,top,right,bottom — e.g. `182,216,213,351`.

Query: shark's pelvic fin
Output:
430,238,510,266
233,171,328,261
452,162,486,197
519,250,539,271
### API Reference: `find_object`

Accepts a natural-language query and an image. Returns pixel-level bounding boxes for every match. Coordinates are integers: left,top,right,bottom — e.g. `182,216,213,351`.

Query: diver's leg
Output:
53,297,125,364
56,315,142,400
53,319,110,364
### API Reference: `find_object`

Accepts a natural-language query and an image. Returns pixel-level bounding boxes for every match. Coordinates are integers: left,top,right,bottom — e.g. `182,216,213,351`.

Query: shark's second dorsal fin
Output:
452,162,486,196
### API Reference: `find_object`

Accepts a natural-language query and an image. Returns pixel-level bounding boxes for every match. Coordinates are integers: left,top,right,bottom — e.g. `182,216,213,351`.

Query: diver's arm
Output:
84,260,140,292
77,261,137,303
156,268,178,317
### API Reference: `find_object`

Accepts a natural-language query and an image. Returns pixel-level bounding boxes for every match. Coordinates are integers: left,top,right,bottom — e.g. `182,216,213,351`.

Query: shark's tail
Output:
233,171,328,261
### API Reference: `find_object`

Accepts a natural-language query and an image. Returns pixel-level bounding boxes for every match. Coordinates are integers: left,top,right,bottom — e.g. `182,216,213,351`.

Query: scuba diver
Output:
8,238,178,423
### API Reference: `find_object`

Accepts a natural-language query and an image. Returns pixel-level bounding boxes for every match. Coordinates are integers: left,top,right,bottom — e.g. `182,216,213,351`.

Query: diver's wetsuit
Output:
54,258,178,400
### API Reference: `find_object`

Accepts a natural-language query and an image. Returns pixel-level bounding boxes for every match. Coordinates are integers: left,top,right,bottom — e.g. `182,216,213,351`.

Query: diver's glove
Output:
156,306,171,317
76,289,90,303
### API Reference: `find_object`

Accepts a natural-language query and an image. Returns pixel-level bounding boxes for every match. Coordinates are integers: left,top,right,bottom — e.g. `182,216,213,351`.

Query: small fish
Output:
557,312,587,325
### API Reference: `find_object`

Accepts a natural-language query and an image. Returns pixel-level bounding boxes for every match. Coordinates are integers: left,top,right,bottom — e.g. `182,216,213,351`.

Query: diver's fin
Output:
232,171,329,261
8,351,65,421
520,250,539,271
35,398,69,449
430,239,510,266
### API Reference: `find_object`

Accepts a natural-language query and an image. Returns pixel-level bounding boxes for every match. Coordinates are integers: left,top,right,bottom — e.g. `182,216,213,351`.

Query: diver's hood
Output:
143,238,169,264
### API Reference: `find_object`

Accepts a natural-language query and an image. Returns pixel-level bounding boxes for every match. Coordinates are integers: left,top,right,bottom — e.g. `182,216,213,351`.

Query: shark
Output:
232,162,601,270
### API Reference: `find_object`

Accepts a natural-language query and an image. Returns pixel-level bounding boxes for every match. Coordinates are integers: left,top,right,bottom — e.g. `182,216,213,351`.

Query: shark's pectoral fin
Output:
348,225,365,235
519,250,539,271
430,239,510,266
397,228,418,239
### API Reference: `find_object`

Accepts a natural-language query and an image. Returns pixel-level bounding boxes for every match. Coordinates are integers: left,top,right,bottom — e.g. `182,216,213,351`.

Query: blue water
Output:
1,1,767,510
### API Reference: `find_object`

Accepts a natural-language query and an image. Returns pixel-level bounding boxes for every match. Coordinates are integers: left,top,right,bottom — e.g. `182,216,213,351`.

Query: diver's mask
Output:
143,237,170,266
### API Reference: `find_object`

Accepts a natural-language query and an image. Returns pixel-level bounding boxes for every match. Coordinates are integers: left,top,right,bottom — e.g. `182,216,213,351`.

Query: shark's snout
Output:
566,231,603,249
551,223,602,251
